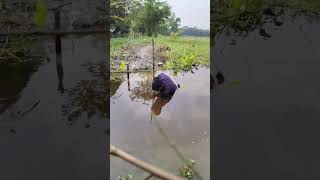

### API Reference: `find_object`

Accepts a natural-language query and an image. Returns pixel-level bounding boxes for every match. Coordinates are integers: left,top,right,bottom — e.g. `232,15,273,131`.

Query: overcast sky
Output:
166,0,210,30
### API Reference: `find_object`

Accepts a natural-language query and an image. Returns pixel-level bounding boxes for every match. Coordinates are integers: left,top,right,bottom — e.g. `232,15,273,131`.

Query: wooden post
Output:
152,39,155,70
54,9,64,94
127,64,130,91
54,10,60,31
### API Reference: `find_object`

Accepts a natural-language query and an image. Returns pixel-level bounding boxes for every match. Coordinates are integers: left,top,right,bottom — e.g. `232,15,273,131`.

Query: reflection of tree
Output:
110,73,124,97
0,58,45,114
61,61,108,123
129,80,154,103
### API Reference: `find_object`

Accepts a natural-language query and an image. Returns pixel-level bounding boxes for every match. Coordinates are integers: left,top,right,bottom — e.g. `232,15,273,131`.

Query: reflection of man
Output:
151,95,172,116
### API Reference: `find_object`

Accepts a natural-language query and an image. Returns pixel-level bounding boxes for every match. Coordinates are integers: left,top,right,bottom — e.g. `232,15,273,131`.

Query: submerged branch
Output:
110,144,183,180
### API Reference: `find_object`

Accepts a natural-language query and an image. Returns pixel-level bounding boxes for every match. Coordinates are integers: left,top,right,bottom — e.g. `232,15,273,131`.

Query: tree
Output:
137,0,171,36
110,0,180,37
110,0,130,35
167,13,181,33
127,0,143,39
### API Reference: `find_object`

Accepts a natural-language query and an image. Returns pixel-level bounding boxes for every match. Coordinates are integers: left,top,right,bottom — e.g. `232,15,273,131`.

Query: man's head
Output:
152,77,164,91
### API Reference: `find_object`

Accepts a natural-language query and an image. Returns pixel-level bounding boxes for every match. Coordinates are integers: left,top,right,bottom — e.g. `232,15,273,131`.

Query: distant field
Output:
111,36,210,71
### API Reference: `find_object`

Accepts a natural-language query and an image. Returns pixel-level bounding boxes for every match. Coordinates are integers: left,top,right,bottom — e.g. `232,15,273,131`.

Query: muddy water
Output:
212,15,320,179
0,35,108,179
110,68,210,179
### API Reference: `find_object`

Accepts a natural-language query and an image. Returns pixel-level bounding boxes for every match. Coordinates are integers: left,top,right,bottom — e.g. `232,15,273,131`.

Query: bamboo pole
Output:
144,174,153,180
110,69,155,73
110,145,183,180
152,38,155,70
0,30,107,36
127,64,130,91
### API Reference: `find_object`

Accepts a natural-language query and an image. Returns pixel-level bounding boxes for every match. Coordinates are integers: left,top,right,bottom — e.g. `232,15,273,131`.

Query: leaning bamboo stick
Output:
0,30,107,36
111,69,155,73
110,145,183,180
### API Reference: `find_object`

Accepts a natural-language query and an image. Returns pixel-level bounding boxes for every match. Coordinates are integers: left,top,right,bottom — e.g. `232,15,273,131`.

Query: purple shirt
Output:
157,73,177,97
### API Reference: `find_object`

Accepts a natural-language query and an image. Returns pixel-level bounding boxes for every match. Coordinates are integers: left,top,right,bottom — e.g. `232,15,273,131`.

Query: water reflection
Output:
151,96,172,116
62,61,108,124
212,6,320,180
0,35,108,179
129,80,153,103
55,35,65,94
0,41,46,114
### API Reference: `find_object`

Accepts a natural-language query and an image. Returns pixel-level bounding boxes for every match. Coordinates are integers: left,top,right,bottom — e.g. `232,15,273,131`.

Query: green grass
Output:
110,36,151,55
111,35,210,74
154,36,210,65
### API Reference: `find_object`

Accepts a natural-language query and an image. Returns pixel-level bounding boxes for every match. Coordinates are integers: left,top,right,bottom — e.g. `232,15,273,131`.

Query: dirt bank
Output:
111,43,170,71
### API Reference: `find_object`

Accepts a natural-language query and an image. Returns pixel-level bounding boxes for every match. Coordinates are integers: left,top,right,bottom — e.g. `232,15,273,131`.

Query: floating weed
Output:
180,159,196,180
118,173,133,180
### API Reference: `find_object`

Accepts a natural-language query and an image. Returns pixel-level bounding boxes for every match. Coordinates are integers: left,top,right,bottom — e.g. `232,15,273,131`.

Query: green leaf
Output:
33,0,48,27
126,174,133,180
120,61,126,71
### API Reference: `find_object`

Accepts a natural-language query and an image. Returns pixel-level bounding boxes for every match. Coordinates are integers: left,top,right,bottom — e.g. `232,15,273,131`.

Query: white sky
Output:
166,0,210,30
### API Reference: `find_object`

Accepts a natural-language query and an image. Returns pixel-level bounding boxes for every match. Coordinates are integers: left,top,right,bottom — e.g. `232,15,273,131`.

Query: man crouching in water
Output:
151,73,178,116
152,73,177,98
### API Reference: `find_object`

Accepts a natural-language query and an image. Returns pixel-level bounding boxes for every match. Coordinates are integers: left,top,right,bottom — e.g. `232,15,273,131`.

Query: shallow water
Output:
0,35,108,180
110,68,210,179
212,14,320,179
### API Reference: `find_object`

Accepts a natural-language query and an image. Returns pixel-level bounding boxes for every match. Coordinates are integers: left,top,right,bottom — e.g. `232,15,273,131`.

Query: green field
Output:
111,35,210,73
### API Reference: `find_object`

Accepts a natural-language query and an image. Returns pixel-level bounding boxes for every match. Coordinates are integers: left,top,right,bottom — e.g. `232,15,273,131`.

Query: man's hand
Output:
152,91,160,98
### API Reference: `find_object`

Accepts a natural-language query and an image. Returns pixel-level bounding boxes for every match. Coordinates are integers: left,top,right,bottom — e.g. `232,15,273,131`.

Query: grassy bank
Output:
111,35,210,74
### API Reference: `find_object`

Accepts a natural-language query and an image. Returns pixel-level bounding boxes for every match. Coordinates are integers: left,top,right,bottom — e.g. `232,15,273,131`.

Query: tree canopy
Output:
110,0,180,37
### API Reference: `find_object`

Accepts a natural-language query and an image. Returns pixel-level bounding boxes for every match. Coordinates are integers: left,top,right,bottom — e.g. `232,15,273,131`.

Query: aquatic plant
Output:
163,47,197,74
180,159,196,180
118,173,133,180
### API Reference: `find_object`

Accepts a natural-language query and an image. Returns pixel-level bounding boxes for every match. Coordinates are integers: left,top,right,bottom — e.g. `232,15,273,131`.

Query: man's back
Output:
153,73,177,97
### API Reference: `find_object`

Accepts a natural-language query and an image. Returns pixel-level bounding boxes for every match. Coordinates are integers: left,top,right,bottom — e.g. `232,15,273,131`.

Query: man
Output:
152,73,177,98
